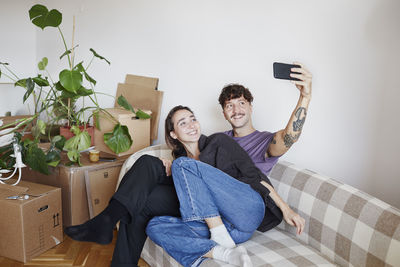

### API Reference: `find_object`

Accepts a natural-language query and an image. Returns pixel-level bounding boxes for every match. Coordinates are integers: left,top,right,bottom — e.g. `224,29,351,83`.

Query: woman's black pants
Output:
110,155,180,267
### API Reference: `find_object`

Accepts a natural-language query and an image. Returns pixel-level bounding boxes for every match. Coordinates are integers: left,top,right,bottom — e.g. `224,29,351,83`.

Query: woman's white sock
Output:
212,245,253,267
209,224,236,248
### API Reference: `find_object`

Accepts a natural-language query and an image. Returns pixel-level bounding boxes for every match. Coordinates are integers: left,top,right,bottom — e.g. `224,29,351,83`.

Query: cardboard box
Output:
84,165,121,219
0,180,63,263
94,108,151,157
124,74,159,89
115,74,163,142
22,153,128,227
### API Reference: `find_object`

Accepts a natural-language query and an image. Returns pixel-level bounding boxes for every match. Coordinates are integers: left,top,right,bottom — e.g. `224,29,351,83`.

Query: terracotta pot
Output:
60,125,95,146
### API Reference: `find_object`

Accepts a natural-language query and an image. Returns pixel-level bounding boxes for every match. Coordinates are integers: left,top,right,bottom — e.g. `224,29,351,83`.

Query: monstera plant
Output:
0,4,150,171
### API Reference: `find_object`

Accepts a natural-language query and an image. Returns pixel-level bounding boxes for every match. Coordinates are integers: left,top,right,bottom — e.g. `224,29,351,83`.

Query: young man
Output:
219,62,312,234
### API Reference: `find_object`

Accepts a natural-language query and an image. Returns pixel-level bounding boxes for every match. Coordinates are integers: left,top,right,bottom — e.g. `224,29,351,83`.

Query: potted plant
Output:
0,4,150,174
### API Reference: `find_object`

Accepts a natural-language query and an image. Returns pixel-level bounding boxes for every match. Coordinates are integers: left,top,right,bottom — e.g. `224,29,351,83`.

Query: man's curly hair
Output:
218,84,253,109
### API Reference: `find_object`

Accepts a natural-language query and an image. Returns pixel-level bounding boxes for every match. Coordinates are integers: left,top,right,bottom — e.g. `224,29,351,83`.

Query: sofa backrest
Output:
116,144,173,190
268,160,400,267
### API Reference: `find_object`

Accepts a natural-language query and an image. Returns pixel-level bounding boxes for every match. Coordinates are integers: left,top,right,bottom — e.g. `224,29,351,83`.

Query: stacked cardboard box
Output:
115,74,163,142
94,108,152,157
94,74,163,156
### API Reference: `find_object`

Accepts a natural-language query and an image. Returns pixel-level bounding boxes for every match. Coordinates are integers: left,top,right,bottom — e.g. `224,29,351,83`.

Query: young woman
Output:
65,152,181,267
146,105,304,267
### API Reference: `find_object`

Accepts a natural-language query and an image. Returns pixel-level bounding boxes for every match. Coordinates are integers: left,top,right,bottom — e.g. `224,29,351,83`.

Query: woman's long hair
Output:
164,105,194,159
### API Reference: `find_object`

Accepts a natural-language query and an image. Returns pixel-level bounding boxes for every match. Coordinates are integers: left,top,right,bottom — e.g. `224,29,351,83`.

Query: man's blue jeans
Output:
146,157,265,267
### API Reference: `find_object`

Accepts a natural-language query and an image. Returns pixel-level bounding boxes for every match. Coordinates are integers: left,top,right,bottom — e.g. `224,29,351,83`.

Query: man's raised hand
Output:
290,62,312,99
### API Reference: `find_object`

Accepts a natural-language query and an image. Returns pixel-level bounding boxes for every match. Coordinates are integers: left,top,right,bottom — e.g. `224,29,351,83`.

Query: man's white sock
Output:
212,245,253,267
209,224,236,248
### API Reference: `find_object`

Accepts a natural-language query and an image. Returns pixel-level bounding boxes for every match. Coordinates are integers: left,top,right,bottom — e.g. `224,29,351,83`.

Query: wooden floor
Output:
0,230,150,267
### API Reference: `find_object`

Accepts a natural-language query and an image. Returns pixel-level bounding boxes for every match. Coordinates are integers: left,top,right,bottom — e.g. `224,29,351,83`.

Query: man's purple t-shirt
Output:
224,130,280,175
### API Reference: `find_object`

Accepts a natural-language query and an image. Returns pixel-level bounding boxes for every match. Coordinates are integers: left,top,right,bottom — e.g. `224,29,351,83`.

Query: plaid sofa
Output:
117,145,400,267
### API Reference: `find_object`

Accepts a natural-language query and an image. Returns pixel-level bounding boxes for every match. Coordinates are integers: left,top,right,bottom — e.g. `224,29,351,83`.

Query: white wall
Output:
3,0,400,208
0,0,35,116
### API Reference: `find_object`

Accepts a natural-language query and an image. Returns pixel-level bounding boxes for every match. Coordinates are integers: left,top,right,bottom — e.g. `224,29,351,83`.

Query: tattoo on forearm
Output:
293,107,307,132
284,133,300,148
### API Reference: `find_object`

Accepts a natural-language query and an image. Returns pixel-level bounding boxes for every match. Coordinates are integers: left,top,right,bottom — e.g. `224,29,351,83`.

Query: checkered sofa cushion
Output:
141,228,335,267
269,161,400,267
118,145,400,267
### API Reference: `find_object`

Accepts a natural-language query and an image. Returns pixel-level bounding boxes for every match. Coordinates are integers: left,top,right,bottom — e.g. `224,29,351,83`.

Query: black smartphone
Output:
99,157,117,162
273,62,301,81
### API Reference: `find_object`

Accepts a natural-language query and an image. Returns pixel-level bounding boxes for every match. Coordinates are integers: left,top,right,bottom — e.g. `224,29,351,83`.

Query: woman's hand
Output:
160,157,172,176
282,206,305,235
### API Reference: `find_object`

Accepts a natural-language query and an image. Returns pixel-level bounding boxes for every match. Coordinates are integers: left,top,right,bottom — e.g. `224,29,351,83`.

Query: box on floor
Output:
22,152,129,227
0,180,63,263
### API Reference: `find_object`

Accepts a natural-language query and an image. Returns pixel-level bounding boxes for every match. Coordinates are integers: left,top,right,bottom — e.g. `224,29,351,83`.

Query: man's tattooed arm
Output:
284,132,301,148
283,107,307,148
267,98,311,156
293,107,307,132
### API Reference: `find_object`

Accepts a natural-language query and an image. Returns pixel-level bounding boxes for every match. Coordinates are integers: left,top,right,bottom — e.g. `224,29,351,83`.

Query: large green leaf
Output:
38,57,48,70
74,62,97,85
64,126,91,165
65,127,91,150
117,95,135,113
83,72,96,86
24,144,49,175
51,135,66,150
33,76,49,87
73,61,85,72
29,4,62,30
59,79,93,97
67,151,80,165
59,69,82,93
60,90,79,99
89,48,110,65
116,95,151,119
104,123,132,153
32,119,46,139
77,86,94,96
136,109,151,119
15,79,26,88
45,149,60,167
23,78,35,103
69,125,81,136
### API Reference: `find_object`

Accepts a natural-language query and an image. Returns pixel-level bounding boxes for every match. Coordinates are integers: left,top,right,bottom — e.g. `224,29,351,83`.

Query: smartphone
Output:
273,62,301,81
99,157,117,162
